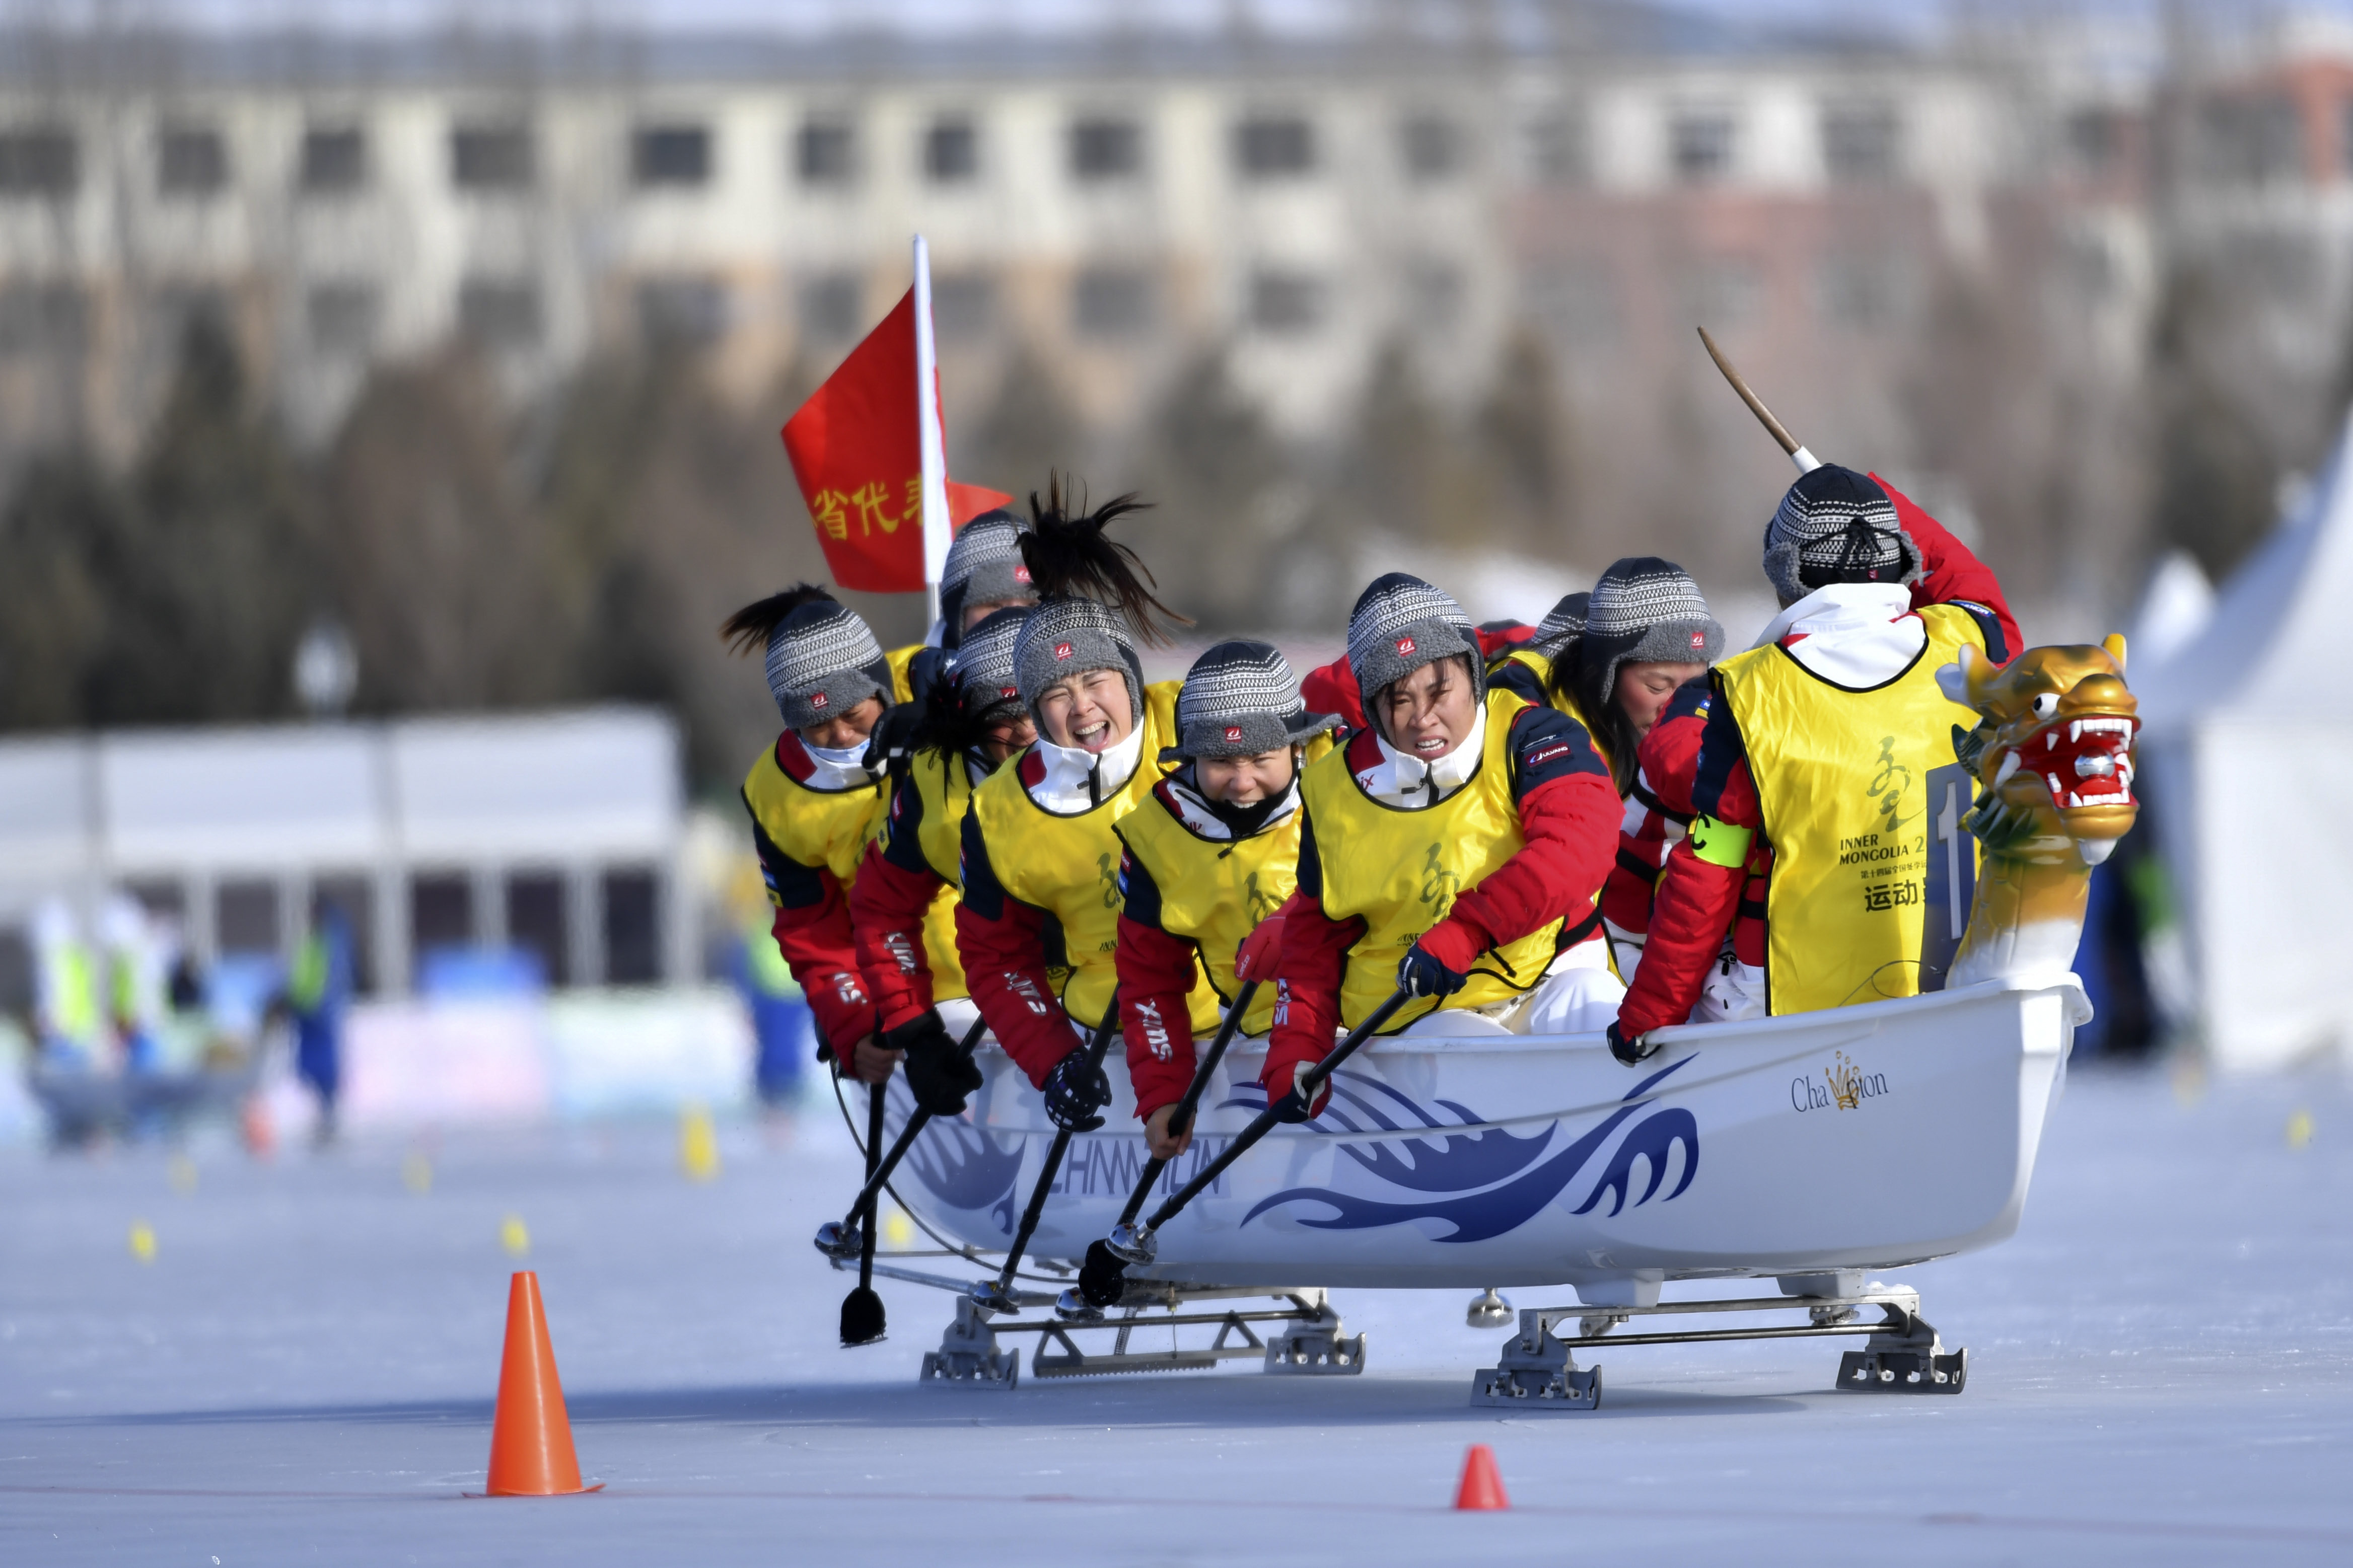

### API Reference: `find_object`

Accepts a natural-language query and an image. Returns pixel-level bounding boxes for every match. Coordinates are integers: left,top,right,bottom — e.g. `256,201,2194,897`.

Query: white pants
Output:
1516,935,1627,1036
1691,957,1767,1024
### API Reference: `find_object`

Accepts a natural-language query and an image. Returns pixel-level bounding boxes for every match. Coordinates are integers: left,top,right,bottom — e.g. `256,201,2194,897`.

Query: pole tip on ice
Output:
484,1272,599,1497
1453,1445,1509,1512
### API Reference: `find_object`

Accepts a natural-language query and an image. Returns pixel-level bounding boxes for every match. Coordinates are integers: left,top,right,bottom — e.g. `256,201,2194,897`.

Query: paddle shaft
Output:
840,1015,989,1229
857,1081,886,1296
1142,987,1412,1234
1114,981,1260,1229
990,995,1121,1296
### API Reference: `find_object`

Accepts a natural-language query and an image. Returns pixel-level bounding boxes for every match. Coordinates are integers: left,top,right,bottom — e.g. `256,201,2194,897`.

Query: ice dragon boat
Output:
834,640,2139,1404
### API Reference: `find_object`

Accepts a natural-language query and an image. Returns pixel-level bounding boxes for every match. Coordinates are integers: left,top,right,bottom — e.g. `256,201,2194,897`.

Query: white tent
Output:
2134,413,2353,1070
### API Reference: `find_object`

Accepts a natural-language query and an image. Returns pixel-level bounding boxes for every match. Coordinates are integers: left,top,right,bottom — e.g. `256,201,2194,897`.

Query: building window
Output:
2069,108,2122,179
1821,105,1900,184
451,121,535,192
458,279,542,350
602,867,661,986
218,880,282,955
797,117,858,186
2198,95,2301,186
1682,256,1762,331
925,115,977,183
506,872,568,989
637,275,729,348
1236,114,1316,179
1248,269,1325,334
0,283,87,356
633,123,710,187
306,282,380,357
0,126,79,197
799,273,864,340
410,873,472,959
299,125,367,193
1527,260,1617,348
1400,113,1462,181
1816,251,1910,332
932,271,995,339
1069,116,1143,180
1669,111,1734,184
1072,266,1155,338
1403,261,1464,328
156,124,228,196
1527,112,1588,186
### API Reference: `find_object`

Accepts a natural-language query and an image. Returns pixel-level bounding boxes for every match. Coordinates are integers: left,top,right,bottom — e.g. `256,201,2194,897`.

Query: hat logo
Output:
1689,630,1707,649
1053,641,1075,661
1224,725,1244,742
1014,565,1032,583
1395,636,1416,656
809,691,829,710
1001,686,1020,700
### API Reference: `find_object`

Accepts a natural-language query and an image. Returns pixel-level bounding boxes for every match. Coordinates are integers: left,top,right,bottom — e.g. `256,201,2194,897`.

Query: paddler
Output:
1113,641,1335,1158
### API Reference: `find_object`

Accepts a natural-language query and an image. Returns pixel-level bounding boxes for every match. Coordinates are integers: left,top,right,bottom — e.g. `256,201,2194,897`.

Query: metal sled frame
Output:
1471,1280,1967,1410
832,1254,1364,1387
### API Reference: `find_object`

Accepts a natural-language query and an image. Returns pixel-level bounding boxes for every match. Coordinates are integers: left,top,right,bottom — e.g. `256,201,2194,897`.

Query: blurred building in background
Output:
0,707,690,999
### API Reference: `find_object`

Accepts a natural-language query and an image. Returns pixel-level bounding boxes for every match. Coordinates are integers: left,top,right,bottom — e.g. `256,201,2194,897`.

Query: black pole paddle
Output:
968,993,1121,1314
840,1078,891,1346
1074,981,1259,1309
815,1014,990,1263
1105,985,1412,1268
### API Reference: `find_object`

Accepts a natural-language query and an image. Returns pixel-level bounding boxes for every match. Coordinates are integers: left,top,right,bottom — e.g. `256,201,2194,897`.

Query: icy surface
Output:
3,1069,2348,1565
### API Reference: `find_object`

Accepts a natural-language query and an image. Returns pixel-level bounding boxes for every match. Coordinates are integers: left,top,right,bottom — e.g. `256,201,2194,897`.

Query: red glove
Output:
1235,895,1298,988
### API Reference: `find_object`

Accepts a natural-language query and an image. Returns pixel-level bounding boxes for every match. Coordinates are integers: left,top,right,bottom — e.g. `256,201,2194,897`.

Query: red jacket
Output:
1614,487,2015,1037
1260,701,1619,1099
952,776,1089,1088
743,748,878,1058
847,763,964,1035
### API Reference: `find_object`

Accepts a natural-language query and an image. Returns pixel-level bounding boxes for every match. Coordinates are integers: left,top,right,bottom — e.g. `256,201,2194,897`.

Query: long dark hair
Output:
1020,472,1190,645
719,583,835,656
908,671,1010,763
1556,647,1639,797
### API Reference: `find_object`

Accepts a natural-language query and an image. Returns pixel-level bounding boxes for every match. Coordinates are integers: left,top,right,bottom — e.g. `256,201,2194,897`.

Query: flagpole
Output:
913,234,950,632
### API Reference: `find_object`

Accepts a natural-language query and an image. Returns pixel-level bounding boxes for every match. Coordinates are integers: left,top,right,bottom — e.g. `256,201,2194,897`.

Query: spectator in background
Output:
730,913,815,1110
287,905,354,1146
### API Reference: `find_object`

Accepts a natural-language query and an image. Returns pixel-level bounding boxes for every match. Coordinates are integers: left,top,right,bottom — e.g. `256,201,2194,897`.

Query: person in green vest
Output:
287,905,354,1145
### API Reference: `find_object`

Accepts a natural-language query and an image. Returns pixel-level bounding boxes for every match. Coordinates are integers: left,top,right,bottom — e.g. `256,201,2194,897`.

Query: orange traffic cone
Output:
1454,1444,1509,1511
484,1272,598,1496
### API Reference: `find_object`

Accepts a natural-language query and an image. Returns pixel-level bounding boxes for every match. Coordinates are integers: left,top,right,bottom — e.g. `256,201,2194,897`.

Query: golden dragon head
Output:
1936,636,2138,868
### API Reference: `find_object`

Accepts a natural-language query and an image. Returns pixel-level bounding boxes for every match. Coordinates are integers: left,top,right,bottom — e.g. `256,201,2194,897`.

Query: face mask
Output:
804,737,877,775
1205,791,1285,838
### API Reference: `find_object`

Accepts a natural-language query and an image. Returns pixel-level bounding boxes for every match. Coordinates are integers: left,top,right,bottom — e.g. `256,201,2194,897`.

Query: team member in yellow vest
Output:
1260,574,1623,1117
1610,464,2011,1063
1114,641,1337,1158
873,508,1043,742
849,606,1036,1114
956,483,1220,1133
726,585,899,1084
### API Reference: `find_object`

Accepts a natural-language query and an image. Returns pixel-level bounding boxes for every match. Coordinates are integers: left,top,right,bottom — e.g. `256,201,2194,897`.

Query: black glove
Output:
1042,1047,1112,1133
864,701,924,775
1269,1065,1330,1124
1606,1021,1660,1067
1397,941,1470,1000
886,1009,982,1116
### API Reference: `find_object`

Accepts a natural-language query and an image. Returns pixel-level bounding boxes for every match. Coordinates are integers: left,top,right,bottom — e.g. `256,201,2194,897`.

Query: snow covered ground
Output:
3,1065,2348,1565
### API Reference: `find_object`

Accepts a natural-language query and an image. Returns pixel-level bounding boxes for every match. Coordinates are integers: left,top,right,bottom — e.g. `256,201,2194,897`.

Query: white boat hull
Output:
883,977,2084,1296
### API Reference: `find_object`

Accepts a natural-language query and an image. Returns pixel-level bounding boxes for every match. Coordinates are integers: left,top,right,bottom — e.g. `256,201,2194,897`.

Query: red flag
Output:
780,290,1011,592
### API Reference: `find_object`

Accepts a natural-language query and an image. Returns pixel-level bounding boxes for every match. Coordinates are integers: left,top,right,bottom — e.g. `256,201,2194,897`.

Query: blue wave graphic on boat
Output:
1239,1057,1697,1243
892,1084,1024,1232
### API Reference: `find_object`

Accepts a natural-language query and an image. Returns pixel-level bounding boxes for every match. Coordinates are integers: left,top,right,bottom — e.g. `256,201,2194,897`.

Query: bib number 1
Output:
1918,762,1976,992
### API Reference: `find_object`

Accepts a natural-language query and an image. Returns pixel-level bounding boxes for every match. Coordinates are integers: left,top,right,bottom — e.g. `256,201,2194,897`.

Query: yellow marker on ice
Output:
501,1214,531,1257
2287,1108,2315,1150
2170,1059,2207,1108
128,1221,157,1263
167,1154,198,1194
402,1152,434,1195
883,1208,914,1248
680,1103,720,1183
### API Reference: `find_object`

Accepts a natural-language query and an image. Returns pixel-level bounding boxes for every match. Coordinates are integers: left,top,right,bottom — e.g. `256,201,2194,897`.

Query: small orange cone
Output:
484,1272,597,1496
1454,1444,1509,1511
